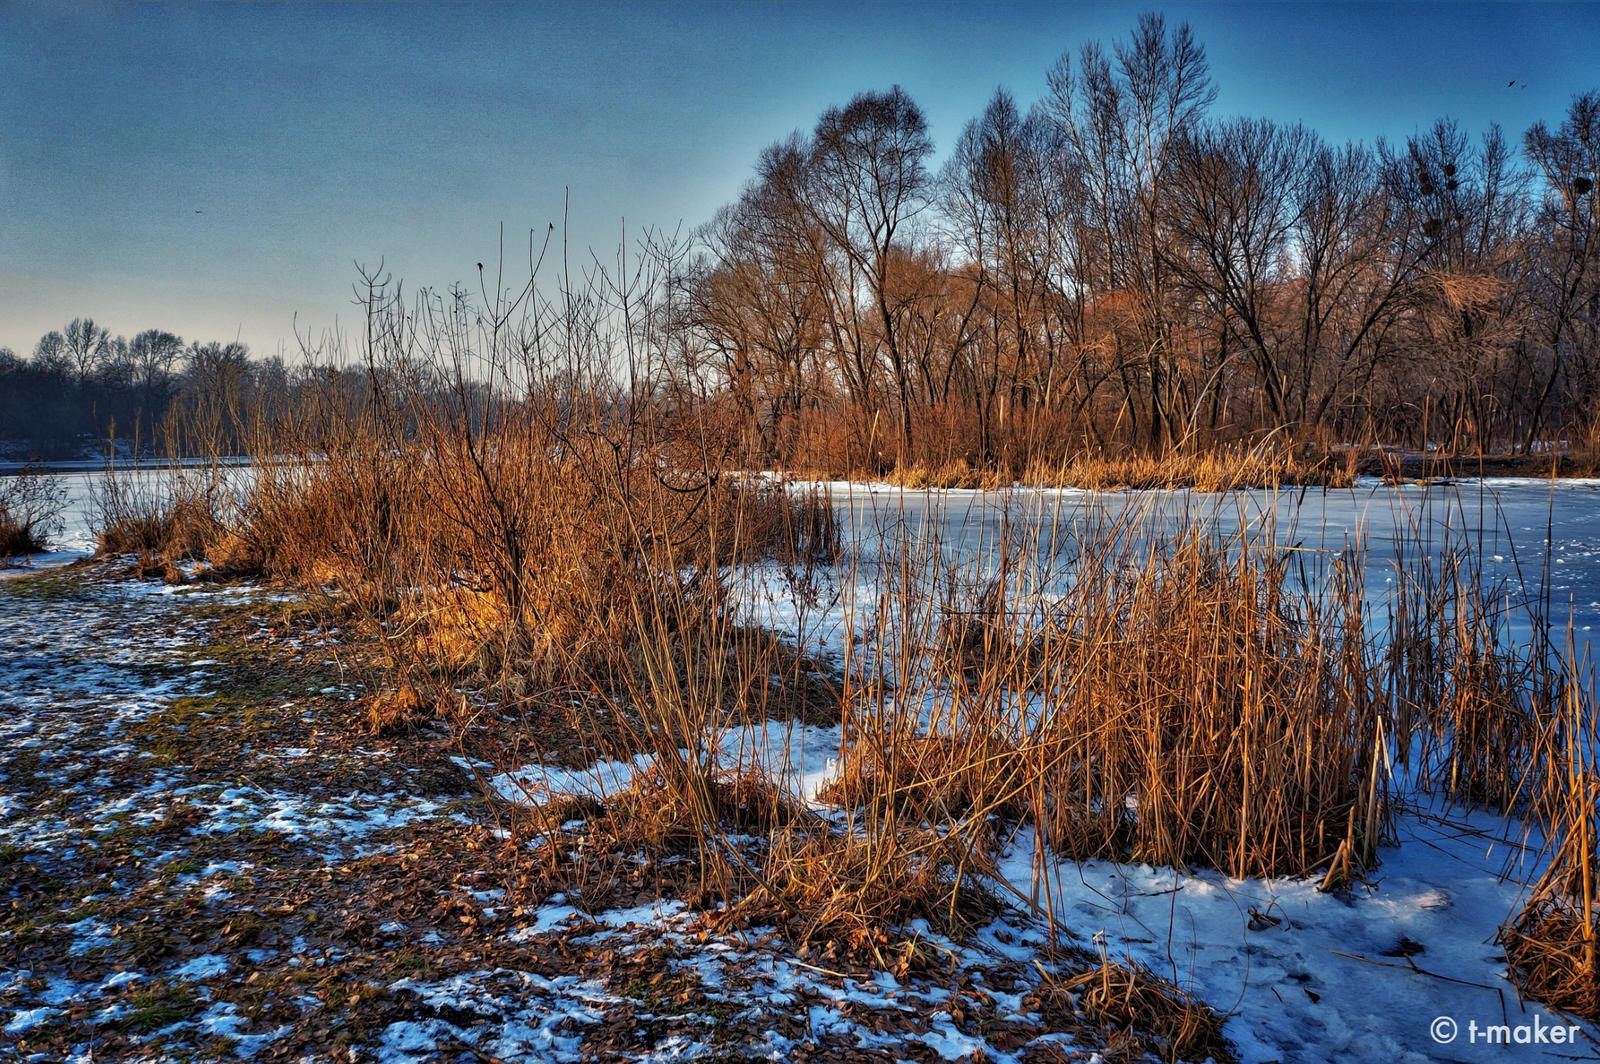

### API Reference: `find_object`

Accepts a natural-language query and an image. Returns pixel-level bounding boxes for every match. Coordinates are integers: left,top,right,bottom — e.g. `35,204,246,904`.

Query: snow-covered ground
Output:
0,566,1161,1061
0,573,488,1058
489,478,1600,1062
1001,808,1588,1063
9,472,1600,1061
489,723,1596,1061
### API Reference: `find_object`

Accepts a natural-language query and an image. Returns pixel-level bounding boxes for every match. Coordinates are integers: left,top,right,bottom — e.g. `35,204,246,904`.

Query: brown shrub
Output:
203,530,265,577
0,520,46,558
0,465,66,559
96,491,222,562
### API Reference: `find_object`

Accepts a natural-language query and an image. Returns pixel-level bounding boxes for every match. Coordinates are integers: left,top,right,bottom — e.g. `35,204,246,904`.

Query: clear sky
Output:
2,1,1597,359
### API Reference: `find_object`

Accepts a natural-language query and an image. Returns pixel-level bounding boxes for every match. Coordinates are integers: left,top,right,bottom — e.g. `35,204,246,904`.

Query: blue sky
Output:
2,1,1597,358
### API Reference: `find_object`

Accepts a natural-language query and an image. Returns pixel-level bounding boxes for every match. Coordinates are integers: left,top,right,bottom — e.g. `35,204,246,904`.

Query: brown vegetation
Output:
79,49,1600,1027
1501,677,1600,1021
1059,957,1233,1063
0,465,67,559
826,513,1388,883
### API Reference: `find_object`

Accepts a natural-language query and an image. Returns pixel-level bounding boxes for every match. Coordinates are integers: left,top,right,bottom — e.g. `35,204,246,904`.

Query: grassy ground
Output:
0,563,1192,1063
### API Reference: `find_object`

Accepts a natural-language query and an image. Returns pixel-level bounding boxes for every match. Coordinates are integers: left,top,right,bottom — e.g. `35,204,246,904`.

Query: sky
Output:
2,0,1597,360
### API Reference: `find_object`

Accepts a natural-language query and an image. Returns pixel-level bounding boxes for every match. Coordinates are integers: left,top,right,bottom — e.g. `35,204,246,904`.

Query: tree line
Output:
673,13,1600,472
7,14,1597,476
0,320,306,458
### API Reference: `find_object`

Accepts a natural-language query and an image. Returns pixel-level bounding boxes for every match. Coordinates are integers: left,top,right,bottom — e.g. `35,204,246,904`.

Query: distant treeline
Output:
0,322,370,459
671,13,1600,470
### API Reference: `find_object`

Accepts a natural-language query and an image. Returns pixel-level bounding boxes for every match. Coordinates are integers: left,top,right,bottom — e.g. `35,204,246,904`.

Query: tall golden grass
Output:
1501,659,1599,1020
819,506,1385,887
870,441,1357,492
84,246,1597,1024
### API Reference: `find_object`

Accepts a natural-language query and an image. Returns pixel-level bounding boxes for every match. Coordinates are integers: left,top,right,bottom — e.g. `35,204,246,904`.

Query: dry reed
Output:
0,465,66,558
88,239,1598,1038
1501,666,1599,1020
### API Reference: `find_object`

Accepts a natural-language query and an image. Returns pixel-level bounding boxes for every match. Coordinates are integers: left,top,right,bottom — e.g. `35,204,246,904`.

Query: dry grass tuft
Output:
885,459,1012,491
131,550,186,585
365,683,436,735
603,764,816,847
727,827,995,972
202,529,266,578
819,735,1027,823
0,521,49,558
1061,957,1234,1063
1502,903,1600,1021
0,464,66,559
95,483,226,564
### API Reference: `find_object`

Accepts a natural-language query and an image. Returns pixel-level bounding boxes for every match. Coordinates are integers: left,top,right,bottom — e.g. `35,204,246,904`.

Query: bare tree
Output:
1164,117,1314,430
32,331,68,376
688,197,828,459
944,89,1058,460
1385,120,1530,448
1523,92,1600,448
808,86,936,457
61,317,113,387
128,329,185,393
1043,13,1217,449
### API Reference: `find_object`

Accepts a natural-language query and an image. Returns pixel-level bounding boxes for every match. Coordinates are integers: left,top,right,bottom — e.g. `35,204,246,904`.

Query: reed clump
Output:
1045,535,1383,877
726,825,996,972
94,477,226,563
1500,676,1599,1020
0,464,66,558
833,511,1385,881
1380,509,1558,814
819,734,1029,823
1023,443,1357,492
884,458,1012,491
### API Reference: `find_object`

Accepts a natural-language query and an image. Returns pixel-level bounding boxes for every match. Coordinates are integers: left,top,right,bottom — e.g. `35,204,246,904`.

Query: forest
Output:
5,14,1598,481
679,16,1600,474
0,324,291,459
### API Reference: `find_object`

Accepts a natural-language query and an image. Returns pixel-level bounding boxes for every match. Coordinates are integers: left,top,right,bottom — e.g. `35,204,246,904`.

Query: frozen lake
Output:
11,467,1598,1061
25,469,1600,664
720,477,1599,676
